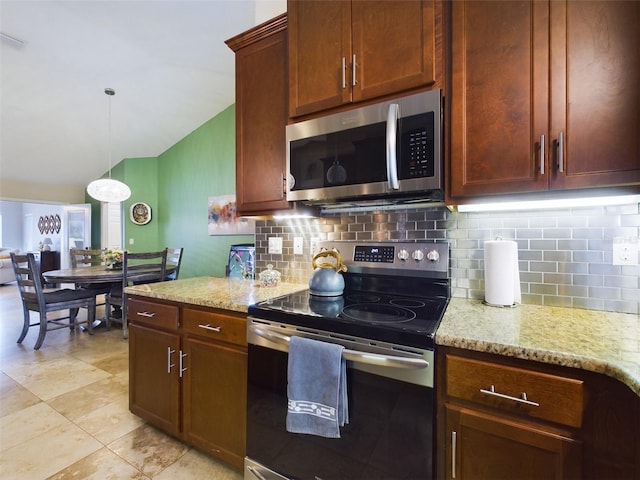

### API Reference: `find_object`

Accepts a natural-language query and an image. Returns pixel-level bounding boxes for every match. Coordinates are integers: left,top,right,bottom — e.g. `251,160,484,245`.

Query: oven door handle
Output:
251,327,429,370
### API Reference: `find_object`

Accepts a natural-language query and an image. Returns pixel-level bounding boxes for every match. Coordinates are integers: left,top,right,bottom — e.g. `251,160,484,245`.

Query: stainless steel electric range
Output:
245,240,450,480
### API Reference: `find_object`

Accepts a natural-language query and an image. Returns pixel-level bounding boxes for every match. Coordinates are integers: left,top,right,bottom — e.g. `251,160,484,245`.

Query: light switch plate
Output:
293,237,304,255
612,236,638,266
268,236,283,254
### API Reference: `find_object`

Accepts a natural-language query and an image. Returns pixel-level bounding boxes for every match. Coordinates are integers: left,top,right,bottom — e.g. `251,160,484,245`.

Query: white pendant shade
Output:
87,87,131,203
87,178,131,203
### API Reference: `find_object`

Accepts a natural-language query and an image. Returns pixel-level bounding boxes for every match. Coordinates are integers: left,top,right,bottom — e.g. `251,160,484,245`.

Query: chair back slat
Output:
165,247,184,280
122,250,168,287
10,253,47,311
70,248,104,268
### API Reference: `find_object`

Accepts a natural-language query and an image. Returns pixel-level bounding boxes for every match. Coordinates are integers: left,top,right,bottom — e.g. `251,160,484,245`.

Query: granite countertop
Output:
126,277,639,397
436,297,640,396
125,276,308,313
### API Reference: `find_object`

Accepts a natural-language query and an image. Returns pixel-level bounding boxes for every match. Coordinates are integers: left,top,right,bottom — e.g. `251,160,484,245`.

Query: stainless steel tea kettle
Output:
309,249,348,296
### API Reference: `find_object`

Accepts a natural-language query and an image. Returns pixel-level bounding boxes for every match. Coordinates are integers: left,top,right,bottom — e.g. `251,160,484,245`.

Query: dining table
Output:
42,264,177,285
43,264,176,327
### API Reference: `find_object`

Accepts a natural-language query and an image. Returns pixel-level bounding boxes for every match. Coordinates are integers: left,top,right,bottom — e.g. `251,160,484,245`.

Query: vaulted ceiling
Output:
0,0,284,196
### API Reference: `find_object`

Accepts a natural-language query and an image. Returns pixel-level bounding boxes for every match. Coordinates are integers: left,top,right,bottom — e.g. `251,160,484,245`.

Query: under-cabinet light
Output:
456,194,640,213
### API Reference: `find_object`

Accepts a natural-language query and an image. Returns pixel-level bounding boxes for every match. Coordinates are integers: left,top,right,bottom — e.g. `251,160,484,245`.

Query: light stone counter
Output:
124,276,308,314
436,297,640,396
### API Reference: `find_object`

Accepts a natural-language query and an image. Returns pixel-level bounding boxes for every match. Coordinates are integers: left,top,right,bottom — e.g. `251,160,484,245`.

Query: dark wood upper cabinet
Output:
226,14,291,216
288,0,442,118
449,1,640,200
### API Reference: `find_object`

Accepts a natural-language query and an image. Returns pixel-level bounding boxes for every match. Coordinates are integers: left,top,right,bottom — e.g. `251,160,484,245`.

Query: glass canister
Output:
259,264,281,287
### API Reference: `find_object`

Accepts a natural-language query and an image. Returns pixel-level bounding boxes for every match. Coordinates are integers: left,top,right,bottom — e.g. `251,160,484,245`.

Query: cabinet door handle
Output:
341,56,347,89
352,54,358,86
179,351,188,378
557,131,565,173
198,323,222,332
451,430,457,479
480,384,540,407
137,311,155,318
167,347,175,373
539,134,545,175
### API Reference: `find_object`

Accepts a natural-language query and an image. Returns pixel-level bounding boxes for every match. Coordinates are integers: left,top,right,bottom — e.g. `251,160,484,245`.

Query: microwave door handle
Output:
386,103,400,190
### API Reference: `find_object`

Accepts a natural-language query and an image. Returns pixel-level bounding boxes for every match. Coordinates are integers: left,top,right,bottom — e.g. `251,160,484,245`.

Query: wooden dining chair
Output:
165,247,184,280
105,250,167,339
10,252,96,350
69,248,111,312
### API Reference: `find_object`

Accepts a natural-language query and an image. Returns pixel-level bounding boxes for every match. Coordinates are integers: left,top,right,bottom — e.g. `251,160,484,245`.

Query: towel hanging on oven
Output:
286,336,349,438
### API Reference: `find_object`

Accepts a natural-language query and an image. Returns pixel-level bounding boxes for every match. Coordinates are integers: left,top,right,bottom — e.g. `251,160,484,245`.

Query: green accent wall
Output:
123,157,159,252
158,105,253,277
87,104,254,278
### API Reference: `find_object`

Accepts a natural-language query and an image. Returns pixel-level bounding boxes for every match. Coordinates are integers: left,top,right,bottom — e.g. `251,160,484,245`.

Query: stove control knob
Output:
412,249,425,261
397,248,410,261
426,249,440,262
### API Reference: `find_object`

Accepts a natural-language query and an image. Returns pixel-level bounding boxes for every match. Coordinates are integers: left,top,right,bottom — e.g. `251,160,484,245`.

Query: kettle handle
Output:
312,249,348,272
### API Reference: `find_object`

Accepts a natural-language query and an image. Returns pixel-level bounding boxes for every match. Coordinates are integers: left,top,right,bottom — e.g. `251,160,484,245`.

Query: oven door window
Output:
247,344,434,479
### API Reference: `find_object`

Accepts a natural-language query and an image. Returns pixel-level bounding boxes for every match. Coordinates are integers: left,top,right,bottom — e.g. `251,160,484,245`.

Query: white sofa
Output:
0,248,19,285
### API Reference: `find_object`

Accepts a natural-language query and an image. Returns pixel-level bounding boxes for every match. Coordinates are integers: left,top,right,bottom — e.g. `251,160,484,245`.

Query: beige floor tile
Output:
89,350,130,375
0,419,102,480
48,374,129,421
108,424,190,477
1,401,69,452
153,448,243,480
75,397,145,444
2,354,111,401
46,446,151,480
0,372,41,418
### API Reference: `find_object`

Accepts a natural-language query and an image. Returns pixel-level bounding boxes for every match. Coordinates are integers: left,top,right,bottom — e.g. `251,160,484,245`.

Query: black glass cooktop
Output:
248,274,449,349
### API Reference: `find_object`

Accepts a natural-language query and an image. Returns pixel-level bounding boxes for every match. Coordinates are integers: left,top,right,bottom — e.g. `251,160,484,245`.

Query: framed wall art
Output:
207,195,255,235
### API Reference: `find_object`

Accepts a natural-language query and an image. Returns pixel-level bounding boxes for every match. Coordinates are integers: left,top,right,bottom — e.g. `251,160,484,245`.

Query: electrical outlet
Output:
293,237,304,255
612,236,639,266
310,238,322,256
268,236,283,254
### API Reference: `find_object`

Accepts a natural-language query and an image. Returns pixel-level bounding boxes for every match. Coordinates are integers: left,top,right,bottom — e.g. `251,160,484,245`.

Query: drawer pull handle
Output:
199,323,222,332
137,311,156,318
480,384,540,407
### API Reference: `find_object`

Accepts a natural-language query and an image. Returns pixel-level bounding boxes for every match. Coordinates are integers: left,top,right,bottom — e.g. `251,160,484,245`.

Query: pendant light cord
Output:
105,88,115,180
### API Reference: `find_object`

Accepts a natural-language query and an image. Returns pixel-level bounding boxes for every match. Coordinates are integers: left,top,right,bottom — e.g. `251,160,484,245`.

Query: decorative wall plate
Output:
130,202,151,225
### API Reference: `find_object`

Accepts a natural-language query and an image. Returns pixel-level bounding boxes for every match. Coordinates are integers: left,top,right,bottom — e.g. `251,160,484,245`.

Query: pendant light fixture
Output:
87,88,131,203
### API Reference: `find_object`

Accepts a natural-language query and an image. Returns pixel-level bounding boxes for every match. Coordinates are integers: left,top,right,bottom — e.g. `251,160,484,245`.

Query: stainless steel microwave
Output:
286,89,443,205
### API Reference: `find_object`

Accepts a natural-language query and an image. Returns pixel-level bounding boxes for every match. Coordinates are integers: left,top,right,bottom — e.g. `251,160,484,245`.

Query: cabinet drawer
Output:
446,354,584,428
182,308,247,346
128,297,179,331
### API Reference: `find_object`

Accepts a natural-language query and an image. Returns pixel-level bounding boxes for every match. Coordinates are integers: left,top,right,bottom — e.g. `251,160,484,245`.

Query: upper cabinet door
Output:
549,1,640,190
288,0,441,118
288,0,351,117
449,1,550,198
227,15,291,215
449,0,640,201
350,0,437,103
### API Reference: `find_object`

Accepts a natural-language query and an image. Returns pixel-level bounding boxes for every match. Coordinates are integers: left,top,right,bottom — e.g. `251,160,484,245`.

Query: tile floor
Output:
0,284,243,480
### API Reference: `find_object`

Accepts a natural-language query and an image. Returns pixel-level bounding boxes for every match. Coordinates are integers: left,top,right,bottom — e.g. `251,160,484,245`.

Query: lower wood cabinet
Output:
437,346,640,480
128,296,247,470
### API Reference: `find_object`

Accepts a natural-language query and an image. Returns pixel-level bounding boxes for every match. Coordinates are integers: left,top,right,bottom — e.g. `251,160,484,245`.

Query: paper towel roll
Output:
484,239,521,307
